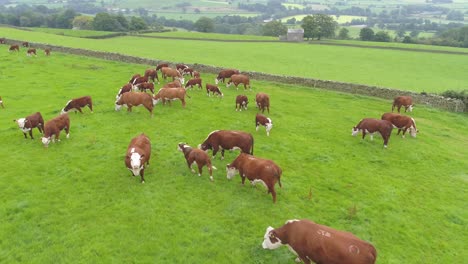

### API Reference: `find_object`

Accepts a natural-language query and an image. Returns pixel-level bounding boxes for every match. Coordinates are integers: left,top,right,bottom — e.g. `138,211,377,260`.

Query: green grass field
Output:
1,27,467,94
0,49,467,263
27,28,119,38
142,31,277,40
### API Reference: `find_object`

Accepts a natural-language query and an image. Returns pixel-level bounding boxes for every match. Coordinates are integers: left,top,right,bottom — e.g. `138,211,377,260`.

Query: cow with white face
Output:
125,133,151,183
14,112,44,139
41,113,70,147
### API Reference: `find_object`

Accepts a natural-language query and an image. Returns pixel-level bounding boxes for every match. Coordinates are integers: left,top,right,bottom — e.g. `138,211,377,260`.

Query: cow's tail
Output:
250,134,254,155
277,168,282,188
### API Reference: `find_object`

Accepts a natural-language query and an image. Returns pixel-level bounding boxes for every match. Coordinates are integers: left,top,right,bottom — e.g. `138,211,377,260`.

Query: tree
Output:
55,9,77,28
262,20,287,36
374,31,391,42
72,15,93,30
359,27,374,41
194,17,214,32
337,28,349,39
129,16,147,31
93,12,120,31
301,14,337,40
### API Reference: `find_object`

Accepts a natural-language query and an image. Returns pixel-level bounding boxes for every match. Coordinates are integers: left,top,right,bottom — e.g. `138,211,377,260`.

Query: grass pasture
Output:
0,50,467,263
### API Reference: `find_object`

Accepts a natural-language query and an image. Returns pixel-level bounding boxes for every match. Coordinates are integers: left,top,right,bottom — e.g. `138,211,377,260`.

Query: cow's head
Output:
198,142,211,152
177,143,189,152
61,100,72,114
178,77,185,85
410,118,418,137
14,118,26,129
262,226,283,250
41,136,51,147
115,100,123,111
351,127,360,136
129,152,144,176
226,164,238,179
407,104,414,112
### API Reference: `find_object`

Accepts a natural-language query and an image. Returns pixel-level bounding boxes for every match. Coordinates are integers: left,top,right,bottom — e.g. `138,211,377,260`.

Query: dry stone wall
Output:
5,39,466,112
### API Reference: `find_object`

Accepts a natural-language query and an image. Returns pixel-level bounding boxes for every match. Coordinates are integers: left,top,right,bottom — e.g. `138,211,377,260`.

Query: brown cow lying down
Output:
215,69,239,84
41,113,70,147
227,74,251,90
61,96,93,114
206,84,223,97
256,113,273,136
26,48,36,56
14,112,44,139
178,143,216,181
262,219,377,264
235,95,248,111
256,93,270,113
115,92,154,117
185,78,202,90
116,83,133,100
199,130,254,160
226,153,282,203
392,95,413,113
381,113,418,138
153,88,190,108
125,133,151,183
0,96,4,108
352,118,393,148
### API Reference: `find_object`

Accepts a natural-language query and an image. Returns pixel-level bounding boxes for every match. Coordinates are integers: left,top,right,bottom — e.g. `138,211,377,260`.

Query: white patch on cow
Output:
129,152,143,176
348,245,360,255
41,137,51,147
231,146,241,151
251,179,267,189
215,78,219,85
255,125,259,131
66,133,70,139
370,133,374,140
317,229,331,238
351,128,360,136
408,105,413,112
285,219,300,224
287,245,299,260
262,226,283,250
115,103,122,111
179,77,185,85
226,166,238,179
203,130,220,142
16,118,29,132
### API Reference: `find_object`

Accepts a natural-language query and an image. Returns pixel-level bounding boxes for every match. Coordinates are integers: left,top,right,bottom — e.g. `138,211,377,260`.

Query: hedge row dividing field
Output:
1,27,467,93
0,49,466,263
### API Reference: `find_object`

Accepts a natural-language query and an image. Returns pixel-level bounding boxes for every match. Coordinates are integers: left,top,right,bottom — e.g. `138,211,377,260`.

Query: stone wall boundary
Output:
5,39,466,112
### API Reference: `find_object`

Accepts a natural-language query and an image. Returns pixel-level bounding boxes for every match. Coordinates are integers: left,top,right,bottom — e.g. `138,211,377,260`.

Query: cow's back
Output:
127,134,151,161
120,92,152,105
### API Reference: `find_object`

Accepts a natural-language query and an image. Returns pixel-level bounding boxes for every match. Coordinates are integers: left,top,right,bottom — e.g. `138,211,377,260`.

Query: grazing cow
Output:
44,48,51,56
22,42,29,47
381,113,418,138
61,96,93,114
256,114,273,136
255,93,270,113
262,219,377,264
14,112,44,139
178,143,216,181
182,67,194,76
115,92,154,117
352,118,393,148
199,130,254,160
227,74,251,90
0,38,5,44
129,73,141,84
144,68,159,84
156,63,169,71
392,96,413,113
215,69,239,84
125,133,151,183
135,82,155,94
235,95,248,111
41,113,70,147
193,71,200,79
161,67,185,84
9,44,19,52
0,96,4,108
26,48,36,56
176,63,189,72
185,78,202,90
206,84,223,97
132,75,149,87
163,79,183,88
116,83,133,100
153,88,189,108
226,153,282,203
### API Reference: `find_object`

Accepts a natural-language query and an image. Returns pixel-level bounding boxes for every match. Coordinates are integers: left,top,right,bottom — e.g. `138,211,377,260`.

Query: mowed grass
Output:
1,27,467,93
0,51,467,263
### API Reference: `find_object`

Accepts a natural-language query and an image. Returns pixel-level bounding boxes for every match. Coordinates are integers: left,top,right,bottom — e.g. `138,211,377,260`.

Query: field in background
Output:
1,27,467,94
27,28,118,38
0,50,466,263
142,31,277,40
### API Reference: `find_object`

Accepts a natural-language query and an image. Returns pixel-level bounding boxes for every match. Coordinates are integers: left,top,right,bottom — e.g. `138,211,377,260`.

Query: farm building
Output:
279,28,304,42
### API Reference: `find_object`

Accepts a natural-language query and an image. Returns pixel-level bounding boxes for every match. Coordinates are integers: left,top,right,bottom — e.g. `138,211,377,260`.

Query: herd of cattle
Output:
3,40,422,263
2,38,51,56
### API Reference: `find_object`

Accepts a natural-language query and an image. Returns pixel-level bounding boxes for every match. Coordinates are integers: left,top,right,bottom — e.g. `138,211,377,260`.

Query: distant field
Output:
142,31,277,40
1,27,467,93
340,26,436,39
27,28,119,38
0,50,466,264
149,11,260,21
281,15,366,24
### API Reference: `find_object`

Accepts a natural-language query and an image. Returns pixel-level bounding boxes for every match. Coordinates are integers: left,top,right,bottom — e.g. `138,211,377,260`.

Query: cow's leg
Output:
186,158,195,173
23,132,28,139
402,127,408,138
181,98,186,108
221,149,225,160
370,133,374,141
140,169,145,183
361,130,366,139
397,129,402,135
197,162,203,176
77,107,83,114
256,124,259,131
127,105,132,112
88,103,93,113
269,187,277,203
241,175,246,185
267,106,270,114
398,105,402,113
28,130,34,139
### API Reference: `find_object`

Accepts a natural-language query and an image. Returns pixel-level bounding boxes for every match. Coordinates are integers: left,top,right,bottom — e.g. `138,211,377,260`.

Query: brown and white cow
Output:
381,113,418,138
193,71,200,79
256,114,273,136
156,63,169,71
235,95,248,111
44,48,51,56
9,44,19,52
0,96,4,108
227,74,251,90
125,133,151,183
215,69,239,84
116,83,133,100
115,92,154,117
392,96,413,113
0,38,5,44
176,63,189,72
352,118,393,148
226,153,282,203
135,82,155,94
262,219,377,264
61,96,93,114
129,73,141,84
256,93,270,113
163,79,183,88
144,68,159,84
161,67,185,84
26,48,36,56
182,67,194,77
153,88,189,108
178,143,216,181
41,113,70,147
22,42,29,47
14,112,44,139
206,84,223,97
185,78,202,90
199,130,254,160
132,75,149,88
